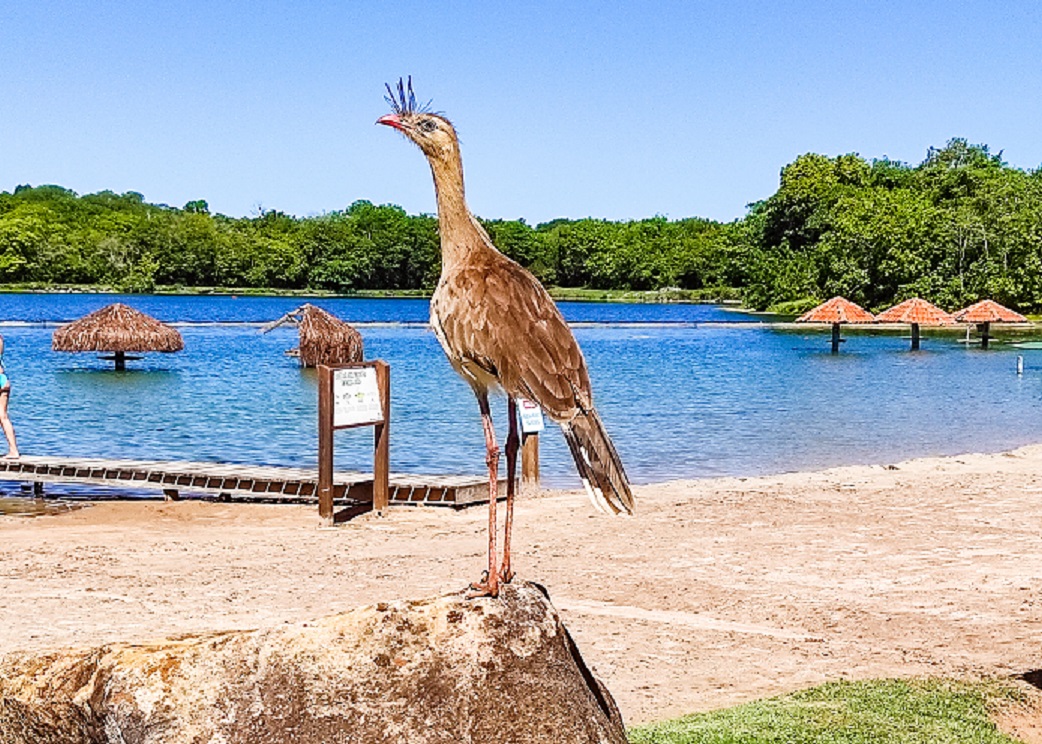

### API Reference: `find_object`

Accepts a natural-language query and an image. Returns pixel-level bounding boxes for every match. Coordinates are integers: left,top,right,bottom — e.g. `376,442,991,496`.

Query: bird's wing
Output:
435,253,634,515
435,256,591,420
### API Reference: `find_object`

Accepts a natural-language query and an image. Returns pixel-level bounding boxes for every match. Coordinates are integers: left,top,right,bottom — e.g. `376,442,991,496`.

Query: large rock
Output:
0,582,626,744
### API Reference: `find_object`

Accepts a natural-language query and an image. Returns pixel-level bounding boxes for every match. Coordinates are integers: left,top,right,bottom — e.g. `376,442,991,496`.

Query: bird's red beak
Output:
377,114,405,131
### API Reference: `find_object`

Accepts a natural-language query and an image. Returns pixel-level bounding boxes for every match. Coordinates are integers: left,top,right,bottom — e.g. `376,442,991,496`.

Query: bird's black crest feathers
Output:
384,76,432,116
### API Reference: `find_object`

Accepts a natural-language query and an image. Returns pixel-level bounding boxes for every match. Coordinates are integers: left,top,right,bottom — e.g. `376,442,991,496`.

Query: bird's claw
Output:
499,567,515,584
466,582,499,598
467,571,499,598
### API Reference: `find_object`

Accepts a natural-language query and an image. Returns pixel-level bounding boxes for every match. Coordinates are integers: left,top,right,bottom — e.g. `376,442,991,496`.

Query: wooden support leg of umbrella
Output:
500,397,519,585
979,322,991,350
469,393,501,598
831,323,841,354
114,351,126,371
911,323,921,351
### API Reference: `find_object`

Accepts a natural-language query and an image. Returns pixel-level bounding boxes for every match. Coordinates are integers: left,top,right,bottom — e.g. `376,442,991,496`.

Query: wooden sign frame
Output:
317,360,390,522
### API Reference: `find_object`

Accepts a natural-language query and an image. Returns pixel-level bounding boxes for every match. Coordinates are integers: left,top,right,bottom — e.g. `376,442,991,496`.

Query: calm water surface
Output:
1,293,1040,499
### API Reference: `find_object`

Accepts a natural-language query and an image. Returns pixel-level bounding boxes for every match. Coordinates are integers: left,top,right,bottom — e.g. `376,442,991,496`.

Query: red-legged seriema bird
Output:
378,77,634,597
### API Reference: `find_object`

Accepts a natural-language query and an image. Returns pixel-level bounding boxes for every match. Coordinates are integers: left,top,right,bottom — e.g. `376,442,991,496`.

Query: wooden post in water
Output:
99,351,142,370
830,323,841,354
911,323,921,351
978,322,991,350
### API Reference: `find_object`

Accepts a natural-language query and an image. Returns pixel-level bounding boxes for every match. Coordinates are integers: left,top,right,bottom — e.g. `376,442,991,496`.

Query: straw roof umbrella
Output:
953,299,1028,349
874,297,954,351
52,303,184,370
262,303,363,367
796,296,875,353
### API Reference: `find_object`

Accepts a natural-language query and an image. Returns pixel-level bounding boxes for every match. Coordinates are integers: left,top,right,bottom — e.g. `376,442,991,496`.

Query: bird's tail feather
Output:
561,410,634,516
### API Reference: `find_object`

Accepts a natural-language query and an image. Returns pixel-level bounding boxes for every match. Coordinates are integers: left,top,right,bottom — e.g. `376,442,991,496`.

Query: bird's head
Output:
377,77,458,162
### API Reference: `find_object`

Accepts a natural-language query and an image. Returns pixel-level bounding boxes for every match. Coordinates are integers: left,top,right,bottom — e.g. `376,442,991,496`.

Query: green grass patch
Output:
764,297,821,317
628,679,1025,744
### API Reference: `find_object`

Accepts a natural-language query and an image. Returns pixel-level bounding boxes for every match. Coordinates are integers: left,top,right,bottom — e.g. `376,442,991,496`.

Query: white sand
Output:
3,445,1042,724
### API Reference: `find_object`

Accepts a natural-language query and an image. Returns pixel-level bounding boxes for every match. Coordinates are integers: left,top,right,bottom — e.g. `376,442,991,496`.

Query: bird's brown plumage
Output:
378,79,634,526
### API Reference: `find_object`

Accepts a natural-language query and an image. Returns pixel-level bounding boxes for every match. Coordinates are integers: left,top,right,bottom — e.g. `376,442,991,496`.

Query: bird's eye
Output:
419,119,437,133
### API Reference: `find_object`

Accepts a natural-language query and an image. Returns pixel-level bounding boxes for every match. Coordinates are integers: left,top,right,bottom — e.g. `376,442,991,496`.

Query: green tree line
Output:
742,138,1042,312
3,138,1041,312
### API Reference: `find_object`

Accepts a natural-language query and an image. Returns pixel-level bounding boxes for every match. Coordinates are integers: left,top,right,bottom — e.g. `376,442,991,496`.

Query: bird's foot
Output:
466,571,500,598
498,565,515,585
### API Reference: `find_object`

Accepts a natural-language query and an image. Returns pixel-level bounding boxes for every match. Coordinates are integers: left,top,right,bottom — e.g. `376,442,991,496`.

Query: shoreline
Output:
5,436,1042,504
3,443,1042,724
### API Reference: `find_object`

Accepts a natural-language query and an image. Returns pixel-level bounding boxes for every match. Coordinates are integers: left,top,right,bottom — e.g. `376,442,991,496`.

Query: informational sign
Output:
318,361,390,520
517,397,545,434
333,366,384,428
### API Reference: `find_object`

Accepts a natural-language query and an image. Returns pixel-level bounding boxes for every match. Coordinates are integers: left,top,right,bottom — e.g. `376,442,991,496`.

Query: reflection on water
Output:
0,495,79,517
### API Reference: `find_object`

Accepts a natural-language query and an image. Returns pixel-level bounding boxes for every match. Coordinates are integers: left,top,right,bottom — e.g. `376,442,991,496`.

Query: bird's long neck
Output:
428,148,490,271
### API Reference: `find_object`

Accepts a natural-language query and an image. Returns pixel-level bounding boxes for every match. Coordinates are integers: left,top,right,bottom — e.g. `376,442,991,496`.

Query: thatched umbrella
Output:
52,303,184,370
262,303,363,367
796,296,875,353
953,299,1028,349
874,298,954,351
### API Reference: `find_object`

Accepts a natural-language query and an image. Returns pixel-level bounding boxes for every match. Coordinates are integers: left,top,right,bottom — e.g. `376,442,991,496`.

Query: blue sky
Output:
1,1,1040,224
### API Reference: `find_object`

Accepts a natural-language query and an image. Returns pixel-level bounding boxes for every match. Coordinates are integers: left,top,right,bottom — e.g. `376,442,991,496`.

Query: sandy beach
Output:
3,445,1042,725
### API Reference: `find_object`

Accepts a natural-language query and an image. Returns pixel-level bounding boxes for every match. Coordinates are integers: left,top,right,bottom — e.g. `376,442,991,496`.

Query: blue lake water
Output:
1,292,1041,498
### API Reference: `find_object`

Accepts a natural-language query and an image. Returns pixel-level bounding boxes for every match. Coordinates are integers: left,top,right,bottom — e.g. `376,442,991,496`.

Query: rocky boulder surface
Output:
0,582,626,743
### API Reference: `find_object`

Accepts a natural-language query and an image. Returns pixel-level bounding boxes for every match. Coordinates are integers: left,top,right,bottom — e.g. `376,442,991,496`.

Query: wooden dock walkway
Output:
0,456,491,508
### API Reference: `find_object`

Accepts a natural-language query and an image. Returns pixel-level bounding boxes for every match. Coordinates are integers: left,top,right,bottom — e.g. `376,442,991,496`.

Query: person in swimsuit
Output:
0,334,20,459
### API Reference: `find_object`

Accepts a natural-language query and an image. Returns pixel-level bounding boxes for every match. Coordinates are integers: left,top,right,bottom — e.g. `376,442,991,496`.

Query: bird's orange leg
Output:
469,393,501,598
500,397,519,585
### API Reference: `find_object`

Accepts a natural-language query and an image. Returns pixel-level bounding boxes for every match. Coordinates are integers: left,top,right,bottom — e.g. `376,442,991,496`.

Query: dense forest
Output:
2,138,1041,313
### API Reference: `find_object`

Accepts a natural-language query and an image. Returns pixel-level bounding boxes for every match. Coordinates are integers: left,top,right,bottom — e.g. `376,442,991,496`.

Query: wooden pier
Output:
0,456,492,509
